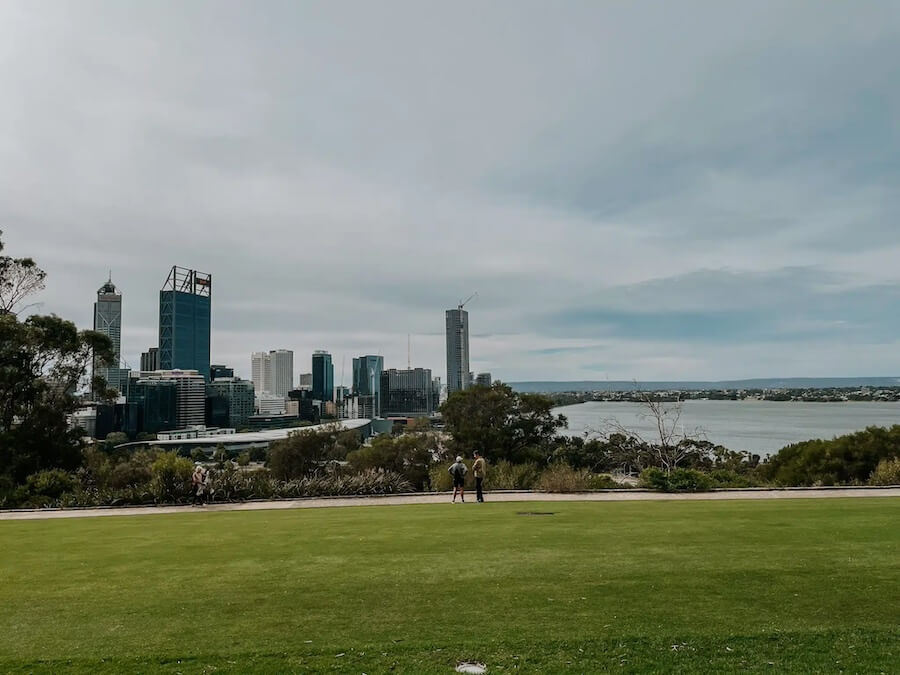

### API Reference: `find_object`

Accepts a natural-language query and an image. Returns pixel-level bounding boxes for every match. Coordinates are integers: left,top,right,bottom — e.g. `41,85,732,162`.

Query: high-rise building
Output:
256,394,286,416
381,368,435,417
269,349,294,397
92,276,127,395
298,373,313,389
210,364,234,380
445,308,470,394
206,377,255,428
312,351,334,402
352,355,384,418
251,350,294,397
129,370,206,430
159,266,211,379
251,352,270,394
476,372,492,387
140,347,160,372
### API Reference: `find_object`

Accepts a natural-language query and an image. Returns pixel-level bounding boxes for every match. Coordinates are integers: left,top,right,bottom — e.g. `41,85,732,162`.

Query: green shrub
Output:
149,452,194,503
272,469,413,498
640,467,669,491
707,469,758,488
25,470,78,500
641,467,714,492
585,473,622,490
484,460,540,490
869,457,900,485
237,452,251,467
429,464,456,492
537,463,590,492
109,461,152,489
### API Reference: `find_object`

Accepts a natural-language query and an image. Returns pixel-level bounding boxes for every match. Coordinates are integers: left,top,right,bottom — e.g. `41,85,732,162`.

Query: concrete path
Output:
1,487,898,521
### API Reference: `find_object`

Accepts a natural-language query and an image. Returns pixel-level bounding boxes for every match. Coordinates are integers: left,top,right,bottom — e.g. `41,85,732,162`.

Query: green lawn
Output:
1,499,898,673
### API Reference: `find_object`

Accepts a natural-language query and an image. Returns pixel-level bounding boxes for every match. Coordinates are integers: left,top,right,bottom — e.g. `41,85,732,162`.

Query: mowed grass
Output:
0,499,898,673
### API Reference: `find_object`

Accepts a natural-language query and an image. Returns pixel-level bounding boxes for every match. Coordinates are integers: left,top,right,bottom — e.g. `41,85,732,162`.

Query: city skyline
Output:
4,3,900,381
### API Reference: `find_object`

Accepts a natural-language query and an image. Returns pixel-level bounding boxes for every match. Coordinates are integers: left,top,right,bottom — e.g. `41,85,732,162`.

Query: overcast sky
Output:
2,1,899,383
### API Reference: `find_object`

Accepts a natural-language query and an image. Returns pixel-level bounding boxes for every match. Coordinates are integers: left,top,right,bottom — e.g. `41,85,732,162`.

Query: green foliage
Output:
25,469,77,500
149,452,193,503
267,426,345,480
236,452,251,467
537,463,590,492
440,383,567,463
0,309,114,484
760,425,900,486
641,467,714,492
270,469,413,498
345,433,437,490
869,457,900,485
483,460,540,490
428,463,456,492
190,448,207,462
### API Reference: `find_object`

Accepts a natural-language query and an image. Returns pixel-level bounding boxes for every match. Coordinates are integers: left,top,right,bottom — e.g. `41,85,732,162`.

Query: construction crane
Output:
458,291,478,311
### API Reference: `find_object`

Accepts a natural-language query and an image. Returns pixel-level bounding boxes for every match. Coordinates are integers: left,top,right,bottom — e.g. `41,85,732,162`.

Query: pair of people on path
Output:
449,451,485,503
191,464,209,506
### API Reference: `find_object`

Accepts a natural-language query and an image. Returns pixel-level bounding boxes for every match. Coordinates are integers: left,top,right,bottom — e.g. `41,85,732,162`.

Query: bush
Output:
149,452,194,503
484,460,540,490
272,469,413,498
585,473,623,490
25,469,78,500
428,463,457,492
869,457,900,485
641,467,714,492
706,469,758,488
537,463,590,492
109,461,152,489
760,426,900,486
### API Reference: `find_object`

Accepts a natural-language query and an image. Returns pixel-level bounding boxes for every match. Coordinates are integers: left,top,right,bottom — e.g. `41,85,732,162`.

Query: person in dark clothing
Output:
449,456,468,503
472,451,486,503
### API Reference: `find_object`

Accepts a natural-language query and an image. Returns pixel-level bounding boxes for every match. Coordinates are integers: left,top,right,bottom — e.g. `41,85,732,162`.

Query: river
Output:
554,400,900,456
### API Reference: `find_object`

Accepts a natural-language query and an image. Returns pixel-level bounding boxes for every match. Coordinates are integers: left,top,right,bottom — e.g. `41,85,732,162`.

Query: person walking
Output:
473,451,486,503
200,467,211,505
191,465,204,506
449,456,468,503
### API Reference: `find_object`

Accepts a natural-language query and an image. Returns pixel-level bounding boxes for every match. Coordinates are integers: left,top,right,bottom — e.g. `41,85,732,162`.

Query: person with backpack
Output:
449,456,468,503
191,465,204,506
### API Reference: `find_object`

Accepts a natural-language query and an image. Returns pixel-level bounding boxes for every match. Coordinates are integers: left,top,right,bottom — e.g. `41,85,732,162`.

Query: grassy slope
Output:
0,499,897,673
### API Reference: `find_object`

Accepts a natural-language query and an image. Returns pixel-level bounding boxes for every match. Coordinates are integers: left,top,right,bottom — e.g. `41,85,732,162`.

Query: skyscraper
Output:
92,275,126,395
352,354,384,418
445,308,470,394
312,350,334,402
159,266,211,379
251,350,294,397
140,347,160,372
381,367,435,417
476,372,492,387
206,377,254,428
269,349,294,397
251,351,272,394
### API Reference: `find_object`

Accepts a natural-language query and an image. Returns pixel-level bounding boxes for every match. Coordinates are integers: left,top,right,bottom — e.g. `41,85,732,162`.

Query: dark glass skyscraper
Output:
381,368,435,417
158,266,211,379
312,350,334,402
352,354,384,418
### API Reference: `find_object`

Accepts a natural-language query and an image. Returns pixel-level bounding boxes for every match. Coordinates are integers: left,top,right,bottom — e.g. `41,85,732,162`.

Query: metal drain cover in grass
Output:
456,662,486,674
517,511,556,516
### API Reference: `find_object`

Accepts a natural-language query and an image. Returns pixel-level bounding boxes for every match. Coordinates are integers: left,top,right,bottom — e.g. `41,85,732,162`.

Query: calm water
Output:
555,400,900,456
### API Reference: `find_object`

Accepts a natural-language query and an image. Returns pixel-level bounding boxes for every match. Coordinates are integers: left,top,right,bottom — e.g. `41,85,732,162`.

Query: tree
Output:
0,230,47,315
595,390,707,473
267,426,344,480
440,383,567,463
345,433,437,490
0,231,114,489
0,313,114,485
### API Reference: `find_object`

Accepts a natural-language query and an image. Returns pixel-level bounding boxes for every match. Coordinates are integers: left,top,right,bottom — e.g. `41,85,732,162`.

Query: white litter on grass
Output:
455,662,486,674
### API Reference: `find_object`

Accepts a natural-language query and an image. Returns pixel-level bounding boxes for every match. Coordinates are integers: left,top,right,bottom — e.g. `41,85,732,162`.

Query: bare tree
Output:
0,230,47,315
593,387,706,473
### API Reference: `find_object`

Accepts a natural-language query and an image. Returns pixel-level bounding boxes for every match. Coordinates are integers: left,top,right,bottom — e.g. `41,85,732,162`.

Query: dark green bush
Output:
25,469,77,500
641,467,714,492
869,457,900,486
537,463,589,492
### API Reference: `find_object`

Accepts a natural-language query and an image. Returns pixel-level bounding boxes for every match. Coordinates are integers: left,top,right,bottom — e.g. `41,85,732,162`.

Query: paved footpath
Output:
2,487,898,521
